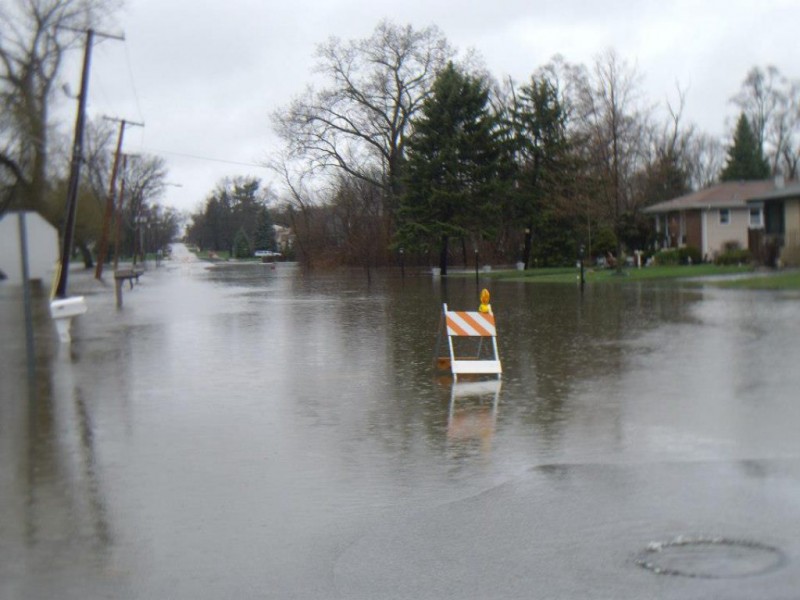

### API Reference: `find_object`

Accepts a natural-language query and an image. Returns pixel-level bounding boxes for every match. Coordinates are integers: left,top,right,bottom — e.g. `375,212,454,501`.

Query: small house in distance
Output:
746,183,800,267
643,179,786,262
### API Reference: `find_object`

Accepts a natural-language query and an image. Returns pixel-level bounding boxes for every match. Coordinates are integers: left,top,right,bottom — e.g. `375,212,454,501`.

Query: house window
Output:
749,208,762,227
719,209,730,225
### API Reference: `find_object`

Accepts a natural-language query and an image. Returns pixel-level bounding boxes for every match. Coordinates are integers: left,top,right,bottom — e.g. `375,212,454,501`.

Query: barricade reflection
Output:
447,379,501,454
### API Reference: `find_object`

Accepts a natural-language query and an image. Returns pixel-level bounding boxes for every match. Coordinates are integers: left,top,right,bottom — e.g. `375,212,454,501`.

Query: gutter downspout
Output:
701,207,709,260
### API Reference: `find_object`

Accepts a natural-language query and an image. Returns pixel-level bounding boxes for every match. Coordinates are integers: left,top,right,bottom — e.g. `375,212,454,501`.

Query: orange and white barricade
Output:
435,303,502,381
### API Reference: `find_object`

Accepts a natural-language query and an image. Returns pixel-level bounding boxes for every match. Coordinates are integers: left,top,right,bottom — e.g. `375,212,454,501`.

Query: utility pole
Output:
95,117,143,279
54,27,124,298
113,154,129,271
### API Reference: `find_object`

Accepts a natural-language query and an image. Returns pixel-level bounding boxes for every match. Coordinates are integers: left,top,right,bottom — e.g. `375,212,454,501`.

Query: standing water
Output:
1,244,799,599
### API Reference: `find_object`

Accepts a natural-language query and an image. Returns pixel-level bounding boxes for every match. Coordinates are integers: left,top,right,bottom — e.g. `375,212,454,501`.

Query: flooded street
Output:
2,244,800,599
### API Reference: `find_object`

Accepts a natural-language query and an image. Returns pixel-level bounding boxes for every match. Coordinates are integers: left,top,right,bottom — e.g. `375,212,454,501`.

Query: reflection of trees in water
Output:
357,275,710,462
487,281,703,445
372,276,509,465
21,351,113,570
256,271,707,474
326,274,447,462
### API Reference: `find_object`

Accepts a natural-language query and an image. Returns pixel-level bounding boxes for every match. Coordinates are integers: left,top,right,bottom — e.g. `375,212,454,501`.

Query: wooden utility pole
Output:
113,154,129,271
55,28,124,298
95,117,143,279
55,29,94,298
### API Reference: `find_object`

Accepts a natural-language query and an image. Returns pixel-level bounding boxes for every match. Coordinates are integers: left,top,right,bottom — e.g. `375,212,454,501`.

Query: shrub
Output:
654,248,680,265
716,248,752,265
678,246,702,265
654,246,702,266
722,240,741,252
591,227,617,258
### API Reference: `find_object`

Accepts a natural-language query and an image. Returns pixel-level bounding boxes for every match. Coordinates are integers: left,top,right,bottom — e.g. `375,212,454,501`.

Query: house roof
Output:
746,183,800,203
643,180,782,214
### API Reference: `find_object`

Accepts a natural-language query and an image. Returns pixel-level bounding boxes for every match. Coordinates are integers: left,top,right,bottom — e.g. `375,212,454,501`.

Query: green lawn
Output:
490,264,754,284
713,270,800,290
485,264,800,289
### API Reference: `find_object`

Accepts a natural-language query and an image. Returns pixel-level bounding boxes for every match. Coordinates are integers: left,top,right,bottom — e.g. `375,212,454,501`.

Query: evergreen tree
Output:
720,113,770,181
506,74,572,267
232,227,252,258
396,63,501,275
186,176,271,252
253,206,276,251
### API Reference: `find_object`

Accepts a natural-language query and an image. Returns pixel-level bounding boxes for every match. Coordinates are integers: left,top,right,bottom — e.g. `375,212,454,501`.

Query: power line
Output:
143,148,268,169
56,26,125,41
122,40,145,123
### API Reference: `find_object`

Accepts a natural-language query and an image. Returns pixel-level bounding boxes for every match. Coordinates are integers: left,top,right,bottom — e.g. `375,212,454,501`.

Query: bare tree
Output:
119,154,168,259
643,86,724,192
82,117,116,200
574,49,650,262
731,66,782,159
0,0,120,215
686,132,725,189
268,152,324,268
771,80,800,178
732,65,800,176
123,155,168,219
330,172,387,276
639,86,695,203
272,21,453,225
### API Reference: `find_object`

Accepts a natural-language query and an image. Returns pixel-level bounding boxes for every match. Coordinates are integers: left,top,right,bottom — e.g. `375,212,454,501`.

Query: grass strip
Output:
489,264,754,284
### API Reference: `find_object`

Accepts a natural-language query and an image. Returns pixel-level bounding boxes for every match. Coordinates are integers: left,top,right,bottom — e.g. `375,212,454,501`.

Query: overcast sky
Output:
65,0,800,214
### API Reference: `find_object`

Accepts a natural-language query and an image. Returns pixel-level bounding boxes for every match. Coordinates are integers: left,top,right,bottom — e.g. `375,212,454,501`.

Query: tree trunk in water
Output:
78,241,94,269
287,206,312,269
523,221,533,269
439,235,449,276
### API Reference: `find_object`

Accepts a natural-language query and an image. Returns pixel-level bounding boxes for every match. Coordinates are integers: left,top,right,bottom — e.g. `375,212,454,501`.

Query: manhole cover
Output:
636,536,785,578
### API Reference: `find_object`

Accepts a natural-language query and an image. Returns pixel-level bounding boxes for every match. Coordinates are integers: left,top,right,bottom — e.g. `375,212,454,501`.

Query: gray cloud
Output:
61,0,800,213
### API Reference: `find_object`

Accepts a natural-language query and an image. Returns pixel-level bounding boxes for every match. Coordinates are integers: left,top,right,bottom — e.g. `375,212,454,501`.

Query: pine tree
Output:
253,206,276,251
233,227,252,258
396,63,501,275
720,113,770,181
507,75,572,267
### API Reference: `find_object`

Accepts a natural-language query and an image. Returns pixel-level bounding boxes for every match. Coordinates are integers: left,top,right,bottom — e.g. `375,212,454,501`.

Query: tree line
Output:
268,21,800,272
5,6,795,273
184,177,276,257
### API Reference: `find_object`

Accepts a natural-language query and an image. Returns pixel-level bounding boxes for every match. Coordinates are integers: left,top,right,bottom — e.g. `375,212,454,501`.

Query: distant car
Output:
254,250,281,257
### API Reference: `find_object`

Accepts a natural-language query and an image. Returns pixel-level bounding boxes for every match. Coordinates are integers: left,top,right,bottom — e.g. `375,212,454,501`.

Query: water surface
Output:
1,245,799,598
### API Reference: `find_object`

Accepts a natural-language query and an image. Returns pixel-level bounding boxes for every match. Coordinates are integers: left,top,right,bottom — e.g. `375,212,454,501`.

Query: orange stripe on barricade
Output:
446,314,471,337
446,311,496,337
462,312,494,335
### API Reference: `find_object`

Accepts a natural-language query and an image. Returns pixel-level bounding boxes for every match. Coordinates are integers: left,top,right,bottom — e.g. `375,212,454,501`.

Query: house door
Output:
765,201,785,236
